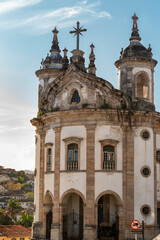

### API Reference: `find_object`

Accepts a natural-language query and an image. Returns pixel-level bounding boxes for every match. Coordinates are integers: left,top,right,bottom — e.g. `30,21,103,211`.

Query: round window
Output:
141,166,151,177
141,130,150,140
141,205,151,216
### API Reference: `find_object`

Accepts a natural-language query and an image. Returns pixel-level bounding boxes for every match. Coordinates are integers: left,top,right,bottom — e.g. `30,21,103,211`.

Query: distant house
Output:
0,175,11,183
0,225,31,240
0,185,6,194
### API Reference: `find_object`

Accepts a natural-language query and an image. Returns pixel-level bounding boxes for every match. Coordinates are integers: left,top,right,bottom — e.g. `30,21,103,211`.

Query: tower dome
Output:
115,14,157,111
41,27,62,69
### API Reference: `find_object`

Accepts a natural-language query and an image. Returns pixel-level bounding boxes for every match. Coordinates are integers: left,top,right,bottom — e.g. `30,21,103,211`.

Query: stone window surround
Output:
68,88,82,106
62,137,83,171
45,142,53,172
140,129,151,141
134,71,150,100
99,139,119,170
140,204,151,216
140,165,151,178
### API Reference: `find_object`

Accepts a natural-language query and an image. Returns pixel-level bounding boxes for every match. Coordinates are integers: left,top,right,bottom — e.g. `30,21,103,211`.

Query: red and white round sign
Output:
131,220,140,230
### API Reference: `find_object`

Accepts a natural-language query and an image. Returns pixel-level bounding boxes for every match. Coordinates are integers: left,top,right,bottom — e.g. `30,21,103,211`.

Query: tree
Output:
0,209,13,225
17,176,25,183
17,212,33,228
25,192,34,201
6,199,23,222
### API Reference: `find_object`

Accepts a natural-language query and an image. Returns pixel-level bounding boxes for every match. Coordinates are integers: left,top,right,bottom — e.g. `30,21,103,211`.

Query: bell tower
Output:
115,13,157,111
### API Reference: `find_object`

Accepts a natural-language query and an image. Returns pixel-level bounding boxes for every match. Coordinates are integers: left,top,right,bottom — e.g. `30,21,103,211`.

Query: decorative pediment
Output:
39,64,130,113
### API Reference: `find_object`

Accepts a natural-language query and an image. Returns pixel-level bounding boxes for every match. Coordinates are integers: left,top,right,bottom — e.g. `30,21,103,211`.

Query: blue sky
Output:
0,0,160,170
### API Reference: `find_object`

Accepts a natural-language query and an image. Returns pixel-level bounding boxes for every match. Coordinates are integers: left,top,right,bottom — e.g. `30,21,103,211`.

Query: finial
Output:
50,27,60,53
63,47,68,57
148,44,152,58
88,43,96,75
62,47,69,70
130,13,141,41
90,44,95,54
70,21,87,50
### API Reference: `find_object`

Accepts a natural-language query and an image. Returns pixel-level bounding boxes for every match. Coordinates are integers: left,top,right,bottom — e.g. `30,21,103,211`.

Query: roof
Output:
0,225,31,237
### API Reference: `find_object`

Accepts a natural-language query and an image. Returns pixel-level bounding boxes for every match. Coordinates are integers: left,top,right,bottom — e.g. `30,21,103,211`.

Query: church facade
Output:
31,15,160,240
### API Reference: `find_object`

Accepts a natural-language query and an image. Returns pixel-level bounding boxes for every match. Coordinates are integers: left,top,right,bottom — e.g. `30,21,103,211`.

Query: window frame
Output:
63,137,83,171
71,90,80,103
99,139,119,171
156,149,160,163
45,142,53,173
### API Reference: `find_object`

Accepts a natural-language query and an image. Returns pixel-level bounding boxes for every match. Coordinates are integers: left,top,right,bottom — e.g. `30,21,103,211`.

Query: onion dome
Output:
117,13,155,62
41,27,62,69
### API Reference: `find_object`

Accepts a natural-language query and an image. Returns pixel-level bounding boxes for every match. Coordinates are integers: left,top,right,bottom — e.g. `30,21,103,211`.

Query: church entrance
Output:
46,210,52,239
98,194,119,240
44,191,53,240
62,192,83,240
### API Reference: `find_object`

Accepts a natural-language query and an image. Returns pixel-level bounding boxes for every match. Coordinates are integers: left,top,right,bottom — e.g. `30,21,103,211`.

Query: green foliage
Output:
25,192,34,201
38,111,43,116
0,209,13,225
17,212,33,228
21,182,32,191
82,103,88,108
17,170,25,176
6,199,23,221
17,176,25,183
101,103,112,109
17,171,29,182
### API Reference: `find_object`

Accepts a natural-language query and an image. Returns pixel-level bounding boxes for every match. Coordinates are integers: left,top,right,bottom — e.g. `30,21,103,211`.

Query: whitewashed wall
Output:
60,172,86,199
134,127,154,225
95,172,122,201
44,174,54,198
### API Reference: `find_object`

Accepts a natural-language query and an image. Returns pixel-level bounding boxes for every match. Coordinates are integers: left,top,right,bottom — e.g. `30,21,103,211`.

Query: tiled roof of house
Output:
0,225,31,236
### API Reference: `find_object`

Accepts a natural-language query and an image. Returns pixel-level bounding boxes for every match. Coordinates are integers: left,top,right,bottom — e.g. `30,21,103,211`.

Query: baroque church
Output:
31,14,160,240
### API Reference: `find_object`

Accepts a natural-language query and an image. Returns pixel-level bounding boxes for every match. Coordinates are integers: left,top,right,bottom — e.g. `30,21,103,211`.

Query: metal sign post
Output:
135,234,137,240
130,220,144,240
142,221,144,240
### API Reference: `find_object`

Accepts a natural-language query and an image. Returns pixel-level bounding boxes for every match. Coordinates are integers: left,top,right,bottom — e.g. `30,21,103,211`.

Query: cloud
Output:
0,0,42,14
98,11,112,19
0,1,111,33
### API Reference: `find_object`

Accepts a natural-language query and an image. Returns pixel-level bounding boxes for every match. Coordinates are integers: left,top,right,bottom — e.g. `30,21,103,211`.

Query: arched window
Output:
156,150,160,163
47,148,52,172
67,143,78,170
103,145,115,170
136,73,148,99
71,90,80,103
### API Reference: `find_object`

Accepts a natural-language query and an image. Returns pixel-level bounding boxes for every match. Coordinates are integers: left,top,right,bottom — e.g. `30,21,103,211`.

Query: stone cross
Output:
70,21,87,50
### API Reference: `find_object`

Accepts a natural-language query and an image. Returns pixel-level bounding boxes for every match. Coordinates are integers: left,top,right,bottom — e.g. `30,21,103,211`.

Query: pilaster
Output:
51,127,61,240
122,126,134,237
83,125,97,240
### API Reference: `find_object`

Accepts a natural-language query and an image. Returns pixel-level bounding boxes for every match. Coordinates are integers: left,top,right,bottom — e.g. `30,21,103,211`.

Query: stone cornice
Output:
115,57,157,68
31,108,160,129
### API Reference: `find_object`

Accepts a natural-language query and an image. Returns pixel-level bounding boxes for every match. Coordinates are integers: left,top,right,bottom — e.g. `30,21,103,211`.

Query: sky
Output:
0,0,160,170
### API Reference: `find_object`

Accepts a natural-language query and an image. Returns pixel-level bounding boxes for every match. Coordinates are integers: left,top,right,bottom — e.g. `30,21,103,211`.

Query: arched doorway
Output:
44,191,53,240
62,192,83,240
97,194,119,240
46,210,52,239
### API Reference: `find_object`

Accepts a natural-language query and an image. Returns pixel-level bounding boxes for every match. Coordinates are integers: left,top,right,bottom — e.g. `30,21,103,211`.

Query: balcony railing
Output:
46,162,51,172
67,161,78,170
103,161,115,170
